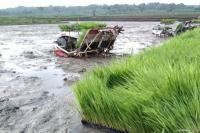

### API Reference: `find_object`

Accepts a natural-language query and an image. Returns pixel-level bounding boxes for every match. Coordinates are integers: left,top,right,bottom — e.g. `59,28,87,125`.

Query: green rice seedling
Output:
76,29,88,48
73,28,200,132
59,22,106,48
193,19,200,23
59,22,106,32
160,18,176,24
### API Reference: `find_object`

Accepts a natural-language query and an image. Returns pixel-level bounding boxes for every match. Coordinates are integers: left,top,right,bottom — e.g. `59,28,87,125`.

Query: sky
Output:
0,0,199,9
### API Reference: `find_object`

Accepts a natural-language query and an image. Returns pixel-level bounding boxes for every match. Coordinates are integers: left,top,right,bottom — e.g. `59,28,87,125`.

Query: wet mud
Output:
0,22,165,133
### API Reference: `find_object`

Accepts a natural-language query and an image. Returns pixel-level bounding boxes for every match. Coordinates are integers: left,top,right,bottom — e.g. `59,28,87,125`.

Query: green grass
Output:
73,28,200,132
59,22,106,31
0,15,199,25
0,16,60,25
160,18,176,24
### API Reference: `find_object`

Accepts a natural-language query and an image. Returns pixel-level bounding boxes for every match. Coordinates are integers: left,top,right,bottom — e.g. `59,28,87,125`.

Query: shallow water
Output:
0,22,165,133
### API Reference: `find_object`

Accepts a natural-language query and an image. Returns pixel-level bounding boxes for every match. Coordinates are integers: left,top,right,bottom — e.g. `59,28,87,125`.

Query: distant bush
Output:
160,18,176,24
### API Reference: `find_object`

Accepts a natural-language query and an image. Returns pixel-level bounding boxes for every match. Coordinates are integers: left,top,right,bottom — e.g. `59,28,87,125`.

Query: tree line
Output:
0,3,200,17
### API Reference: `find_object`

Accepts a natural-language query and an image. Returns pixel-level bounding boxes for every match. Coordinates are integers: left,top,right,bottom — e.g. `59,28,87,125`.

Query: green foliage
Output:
73,28,200,132
59,22,106,32
160,18,176,24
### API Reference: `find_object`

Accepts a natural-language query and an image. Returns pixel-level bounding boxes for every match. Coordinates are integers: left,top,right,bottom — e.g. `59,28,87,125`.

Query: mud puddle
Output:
0,22,165,133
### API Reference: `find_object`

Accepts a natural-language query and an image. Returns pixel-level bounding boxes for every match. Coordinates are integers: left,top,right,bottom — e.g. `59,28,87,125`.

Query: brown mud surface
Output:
0,22,165,133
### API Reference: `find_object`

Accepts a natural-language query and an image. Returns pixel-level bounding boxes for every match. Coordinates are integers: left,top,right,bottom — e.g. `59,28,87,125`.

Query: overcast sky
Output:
0,0,200,9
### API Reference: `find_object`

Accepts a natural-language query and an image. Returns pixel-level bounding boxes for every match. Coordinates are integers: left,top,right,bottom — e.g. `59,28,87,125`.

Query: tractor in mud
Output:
152,21,199,37
54,26,123,57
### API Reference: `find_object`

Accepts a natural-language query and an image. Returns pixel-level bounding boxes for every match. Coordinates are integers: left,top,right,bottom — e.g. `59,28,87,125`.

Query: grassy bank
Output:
73,28,200,132
0,14,199,25
0,17,61,25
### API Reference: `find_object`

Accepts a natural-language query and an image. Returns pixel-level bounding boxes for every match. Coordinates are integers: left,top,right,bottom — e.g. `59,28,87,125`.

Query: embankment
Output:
62,15,199,22
0,14,199,25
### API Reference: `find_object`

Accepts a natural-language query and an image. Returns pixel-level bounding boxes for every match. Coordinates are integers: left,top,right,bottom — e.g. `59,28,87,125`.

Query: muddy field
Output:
0,22,165,133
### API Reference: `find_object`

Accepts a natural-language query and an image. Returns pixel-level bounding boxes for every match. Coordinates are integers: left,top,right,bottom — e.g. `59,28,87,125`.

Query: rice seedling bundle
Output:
59,22,106,31
160,18,176,24
73,28,200,132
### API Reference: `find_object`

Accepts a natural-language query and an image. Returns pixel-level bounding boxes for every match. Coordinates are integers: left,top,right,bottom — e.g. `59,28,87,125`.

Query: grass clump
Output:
160,18,176,24
73,28,200,132
59,22,106,31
